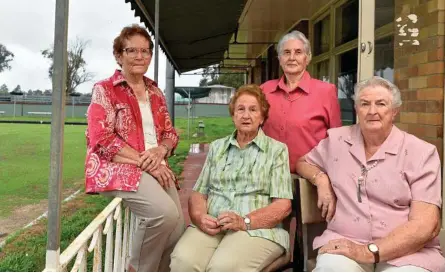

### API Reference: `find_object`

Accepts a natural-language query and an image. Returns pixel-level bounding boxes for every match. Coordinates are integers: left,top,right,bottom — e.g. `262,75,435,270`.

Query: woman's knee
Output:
170,239,202,271
206,256,236,272
314,253,368,272
137,202,180,232
160,203,180,230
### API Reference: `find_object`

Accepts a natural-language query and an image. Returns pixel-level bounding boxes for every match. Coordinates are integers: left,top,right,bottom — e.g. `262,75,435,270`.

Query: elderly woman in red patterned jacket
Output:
85,24,184,272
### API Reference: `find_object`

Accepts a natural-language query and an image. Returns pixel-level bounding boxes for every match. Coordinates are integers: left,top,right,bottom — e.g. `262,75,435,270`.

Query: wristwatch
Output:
367,243,380,264
243,216,251,230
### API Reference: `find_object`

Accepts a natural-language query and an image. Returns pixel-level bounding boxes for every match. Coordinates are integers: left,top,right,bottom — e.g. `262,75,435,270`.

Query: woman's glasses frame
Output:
122,47,152,59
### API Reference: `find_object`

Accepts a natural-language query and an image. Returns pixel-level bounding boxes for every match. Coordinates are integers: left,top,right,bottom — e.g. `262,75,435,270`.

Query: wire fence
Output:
0,95,92,104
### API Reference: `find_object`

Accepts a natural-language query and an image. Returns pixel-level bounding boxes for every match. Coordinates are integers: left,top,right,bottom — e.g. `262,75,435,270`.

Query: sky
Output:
0,0,202,94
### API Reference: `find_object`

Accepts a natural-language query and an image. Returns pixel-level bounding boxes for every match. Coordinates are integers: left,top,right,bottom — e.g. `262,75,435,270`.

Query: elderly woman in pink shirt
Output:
261,31,342,174
296,76,444,272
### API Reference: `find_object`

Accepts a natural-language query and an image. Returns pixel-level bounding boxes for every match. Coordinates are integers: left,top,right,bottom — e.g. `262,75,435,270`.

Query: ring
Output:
334,245,339,250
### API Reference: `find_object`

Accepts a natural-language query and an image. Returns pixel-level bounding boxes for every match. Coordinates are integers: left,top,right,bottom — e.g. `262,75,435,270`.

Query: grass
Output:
0,194,110,271
0,116,233,271
0,124,87,217
0,117,233,218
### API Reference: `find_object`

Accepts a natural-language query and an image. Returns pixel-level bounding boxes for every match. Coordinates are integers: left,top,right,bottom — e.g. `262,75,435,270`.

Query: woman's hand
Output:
316,174,336,222
139,146,168,172
217,211,246,232
111,154,139,166
149,165,175,189
198,214,221,236
319,239,374,264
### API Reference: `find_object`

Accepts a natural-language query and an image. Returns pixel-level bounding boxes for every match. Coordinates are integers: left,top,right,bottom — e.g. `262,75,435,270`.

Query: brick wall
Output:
394,0,445,156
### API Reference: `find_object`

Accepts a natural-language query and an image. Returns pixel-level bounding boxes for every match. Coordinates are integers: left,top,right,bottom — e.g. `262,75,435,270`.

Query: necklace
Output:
356,160,379,203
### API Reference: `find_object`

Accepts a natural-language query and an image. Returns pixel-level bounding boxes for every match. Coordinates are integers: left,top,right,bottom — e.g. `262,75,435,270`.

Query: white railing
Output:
44,197,136,272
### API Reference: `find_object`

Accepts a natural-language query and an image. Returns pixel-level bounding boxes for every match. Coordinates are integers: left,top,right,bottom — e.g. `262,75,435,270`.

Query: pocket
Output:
138,217,149,228
372,170,411,207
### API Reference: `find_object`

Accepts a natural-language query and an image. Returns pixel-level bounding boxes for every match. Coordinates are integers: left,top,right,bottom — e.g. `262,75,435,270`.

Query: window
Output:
337,48,358,123
335,0,359,46
313,16,330,55
315,60,330,82
375,0,395,29
374,36,394,82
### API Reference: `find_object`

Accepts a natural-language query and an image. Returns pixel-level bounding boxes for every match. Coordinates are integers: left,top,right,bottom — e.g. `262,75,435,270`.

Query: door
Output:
357,0,375,82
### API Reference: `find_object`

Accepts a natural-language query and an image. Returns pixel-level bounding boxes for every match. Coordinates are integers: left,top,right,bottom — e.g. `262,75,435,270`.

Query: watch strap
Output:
368,244,380,264
244,217,251,230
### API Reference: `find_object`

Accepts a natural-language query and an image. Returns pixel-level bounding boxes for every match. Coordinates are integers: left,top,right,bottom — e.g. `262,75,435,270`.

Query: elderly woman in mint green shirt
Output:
170,84,293,272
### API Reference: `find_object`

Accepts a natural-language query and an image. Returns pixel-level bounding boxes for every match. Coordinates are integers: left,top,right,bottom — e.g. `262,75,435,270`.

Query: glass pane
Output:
337,48,358,124
375,0,394,29
314,16,330,55
374,36,394,82
335,0,359,46
314,60,330,82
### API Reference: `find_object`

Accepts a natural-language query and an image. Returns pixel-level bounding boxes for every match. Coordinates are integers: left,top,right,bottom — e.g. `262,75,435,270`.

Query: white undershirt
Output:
139,90,166,165
138,101,157,149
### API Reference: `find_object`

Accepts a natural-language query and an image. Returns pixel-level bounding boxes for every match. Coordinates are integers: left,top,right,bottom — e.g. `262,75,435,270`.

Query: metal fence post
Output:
154,0,160,83
165,61,175,125
44,0,69,271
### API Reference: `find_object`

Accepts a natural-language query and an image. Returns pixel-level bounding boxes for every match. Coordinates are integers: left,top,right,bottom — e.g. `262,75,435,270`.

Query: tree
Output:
199,65,244,89
43,89,52,96
33,89,43,96
0,84,8,94
0,44,14,73
11,84,22,94
42,37,94,94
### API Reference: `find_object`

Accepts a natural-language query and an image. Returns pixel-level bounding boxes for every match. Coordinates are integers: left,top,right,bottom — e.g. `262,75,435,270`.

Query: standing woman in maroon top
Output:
261,30,342,174
85,24,184,271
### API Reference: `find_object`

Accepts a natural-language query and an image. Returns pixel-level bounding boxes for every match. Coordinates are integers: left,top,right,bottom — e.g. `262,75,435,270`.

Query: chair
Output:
298,177,326,271
262,175,326,272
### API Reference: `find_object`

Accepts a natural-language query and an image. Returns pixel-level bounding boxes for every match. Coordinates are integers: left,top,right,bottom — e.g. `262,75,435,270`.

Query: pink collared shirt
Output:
306,124,445,272
260,71,342,173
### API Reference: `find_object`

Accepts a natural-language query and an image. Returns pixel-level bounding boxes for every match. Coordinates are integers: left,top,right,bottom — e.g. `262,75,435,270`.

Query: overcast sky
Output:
0,0,202,94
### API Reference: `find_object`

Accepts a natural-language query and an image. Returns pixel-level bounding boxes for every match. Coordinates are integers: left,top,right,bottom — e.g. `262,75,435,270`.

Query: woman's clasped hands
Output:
139,146,175,188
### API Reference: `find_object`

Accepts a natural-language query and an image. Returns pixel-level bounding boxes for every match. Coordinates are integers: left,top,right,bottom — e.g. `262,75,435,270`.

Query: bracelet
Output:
160,143,170,154
310,170,325,186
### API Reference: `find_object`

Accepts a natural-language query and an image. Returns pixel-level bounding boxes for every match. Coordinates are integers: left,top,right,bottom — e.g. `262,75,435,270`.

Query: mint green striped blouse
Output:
193,129,293,251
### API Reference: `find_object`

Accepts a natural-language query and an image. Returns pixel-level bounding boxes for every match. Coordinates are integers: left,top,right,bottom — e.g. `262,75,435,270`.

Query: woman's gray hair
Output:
354,76,402,108
277,30,312,63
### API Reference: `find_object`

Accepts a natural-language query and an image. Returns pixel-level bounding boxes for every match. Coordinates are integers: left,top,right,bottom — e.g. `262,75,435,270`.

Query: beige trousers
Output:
170,226,284,272
313,253,428,272
102,172,184,272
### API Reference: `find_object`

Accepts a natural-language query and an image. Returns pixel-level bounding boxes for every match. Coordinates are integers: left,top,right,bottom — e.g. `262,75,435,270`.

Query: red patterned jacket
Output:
85,70,178,193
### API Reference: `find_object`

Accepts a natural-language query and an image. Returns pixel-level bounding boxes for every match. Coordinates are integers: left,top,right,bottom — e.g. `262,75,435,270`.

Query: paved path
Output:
177,143,210,226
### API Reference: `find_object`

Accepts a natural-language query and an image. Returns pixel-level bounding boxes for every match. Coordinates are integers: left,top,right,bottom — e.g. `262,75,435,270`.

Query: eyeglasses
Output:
122,47,152,58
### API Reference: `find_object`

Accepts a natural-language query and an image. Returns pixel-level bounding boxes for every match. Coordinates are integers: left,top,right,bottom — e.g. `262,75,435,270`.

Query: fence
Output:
44,198,135,272
0,95,92,104
0,102,232,118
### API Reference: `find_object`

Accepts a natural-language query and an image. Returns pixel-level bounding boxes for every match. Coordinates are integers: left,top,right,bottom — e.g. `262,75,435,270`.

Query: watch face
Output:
368,244,378,252
244,217,251,224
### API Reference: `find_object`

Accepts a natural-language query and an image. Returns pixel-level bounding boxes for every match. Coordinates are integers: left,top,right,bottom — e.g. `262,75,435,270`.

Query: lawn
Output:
0,123,87,217
0,117,233,217
0,116,234,271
